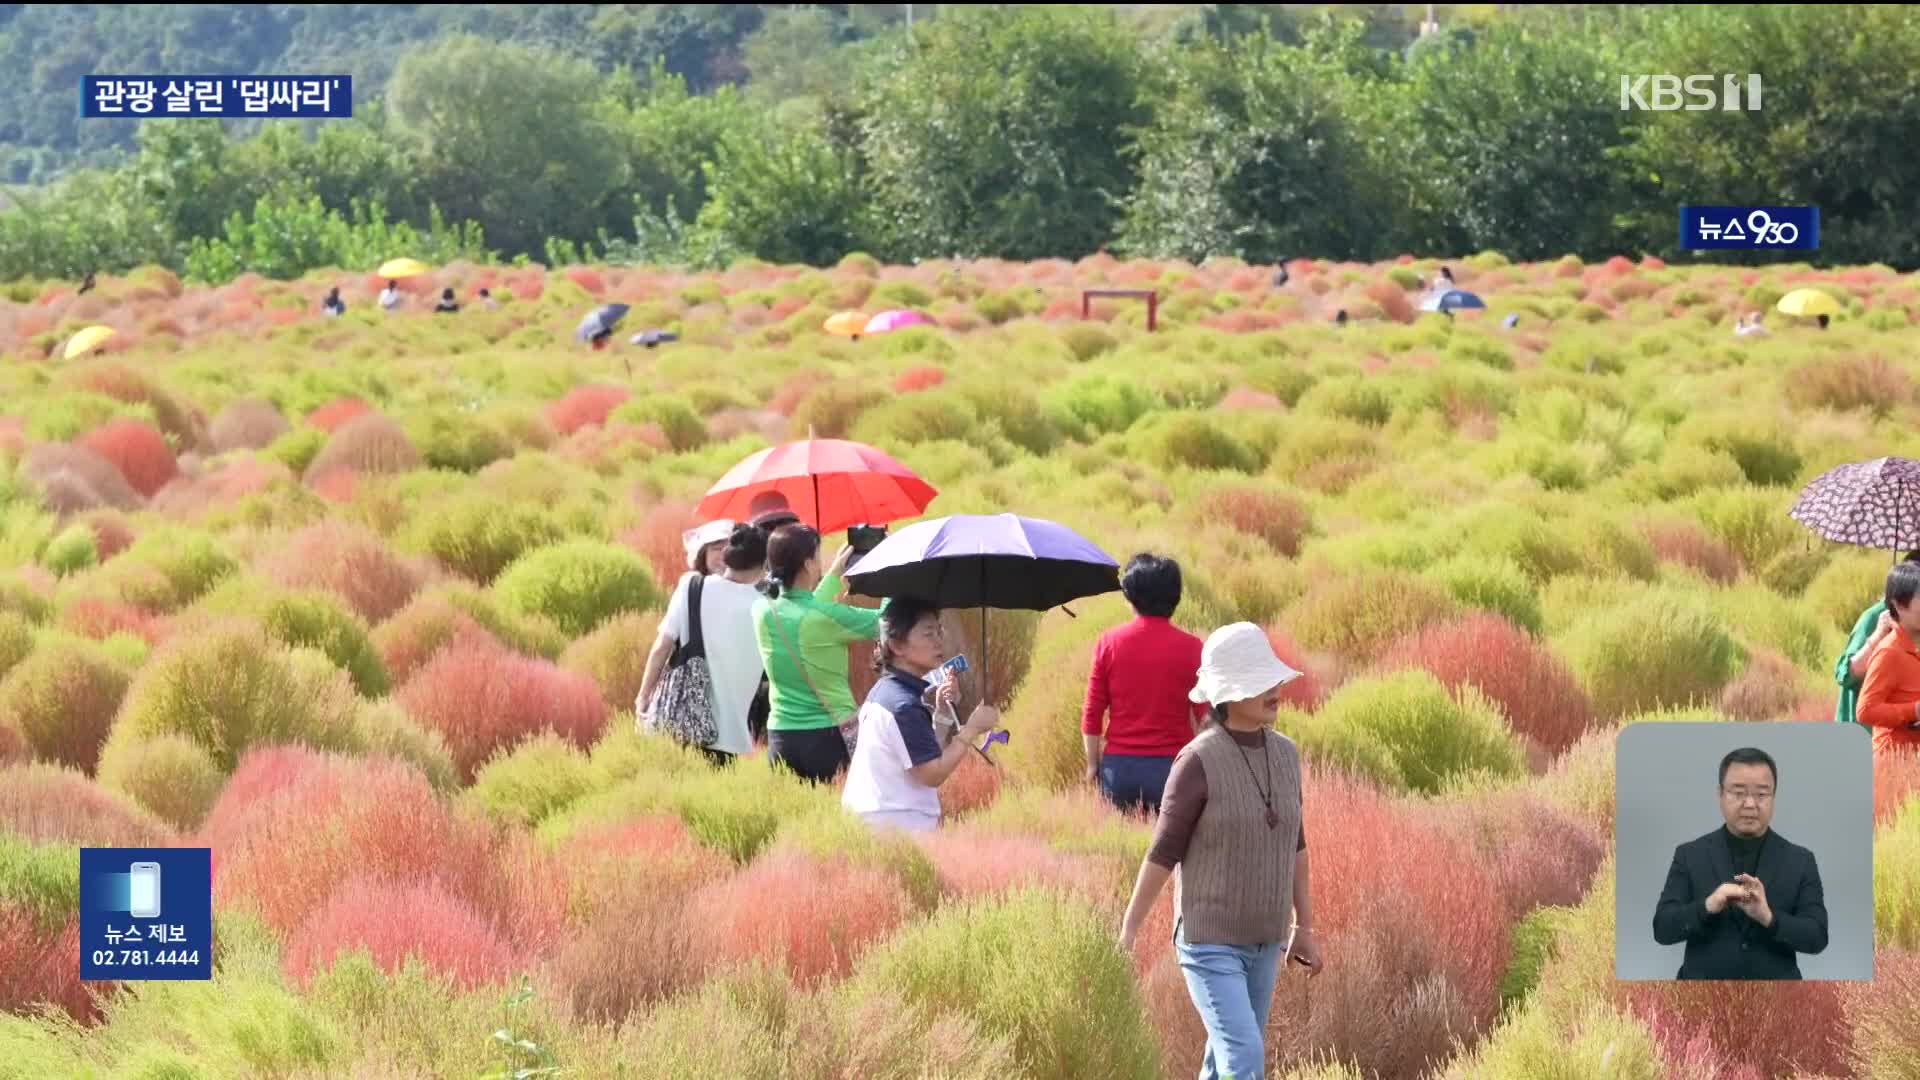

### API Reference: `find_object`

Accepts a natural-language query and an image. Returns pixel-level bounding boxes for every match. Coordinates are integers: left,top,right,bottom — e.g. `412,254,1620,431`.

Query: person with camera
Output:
843,596,1001,833
754,524,890,782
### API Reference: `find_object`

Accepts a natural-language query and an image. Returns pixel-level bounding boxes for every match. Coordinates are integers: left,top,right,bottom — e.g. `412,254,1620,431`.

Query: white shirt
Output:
659,573,765,756
843,669,950,821
379,286,400,311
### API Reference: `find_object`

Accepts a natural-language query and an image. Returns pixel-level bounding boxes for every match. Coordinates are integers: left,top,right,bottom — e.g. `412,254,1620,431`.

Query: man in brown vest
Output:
1119,622,1322,1080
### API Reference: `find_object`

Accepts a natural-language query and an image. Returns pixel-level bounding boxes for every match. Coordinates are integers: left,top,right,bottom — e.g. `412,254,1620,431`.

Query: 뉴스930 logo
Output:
1620,74,1762,111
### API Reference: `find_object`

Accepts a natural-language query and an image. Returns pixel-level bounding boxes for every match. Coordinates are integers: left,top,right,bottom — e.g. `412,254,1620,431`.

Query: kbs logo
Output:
1619,74,1762,112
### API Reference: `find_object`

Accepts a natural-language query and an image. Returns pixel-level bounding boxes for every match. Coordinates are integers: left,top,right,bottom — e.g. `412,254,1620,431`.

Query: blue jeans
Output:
1099,753,1175,813
1177,924,1282,1080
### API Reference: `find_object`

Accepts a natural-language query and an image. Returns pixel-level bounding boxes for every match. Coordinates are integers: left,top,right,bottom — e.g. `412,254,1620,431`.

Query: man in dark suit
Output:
1652,747,1829,979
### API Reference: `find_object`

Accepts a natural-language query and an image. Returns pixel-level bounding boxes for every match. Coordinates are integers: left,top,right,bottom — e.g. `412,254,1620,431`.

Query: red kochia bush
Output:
1642,520,1742,584
1377,613,1598,758
306,397,372,433
563,267,605,295
257,520,432,624
209,397,290,452
372,597,505,687
914,829,1117,910
281,876,519,990
58,598,170,647
1432,788,1606,919
1877,750,1920,825
0,762,176,847
1843,947,1920,1070
207,748,565,953
1264,626,1329,712
1195,484,1312,557
302,413,420,482
79,419,178,497
545,385,631,437
893,366,947,393
397,640,610,782
24,443,143,512
0,904,100,1023
82,509,136,561
620,499,700,591
1718,650,1807,722
1293,769,1509,1027
688,849,910,986
1623,980,1849,1079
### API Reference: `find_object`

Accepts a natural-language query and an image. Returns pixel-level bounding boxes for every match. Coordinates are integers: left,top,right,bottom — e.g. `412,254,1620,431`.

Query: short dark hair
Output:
874,595,941,673
1718,747,1777,790
760,524,821,598
1905,550,1920,565
1888,561,1920,617
723,523,768,572
1120,553,1181,618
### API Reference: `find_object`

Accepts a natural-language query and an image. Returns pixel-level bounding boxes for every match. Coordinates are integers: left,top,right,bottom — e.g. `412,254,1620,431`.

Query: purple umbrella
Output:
1790,456,1920,551
844,513,1121,706
864,309,933,335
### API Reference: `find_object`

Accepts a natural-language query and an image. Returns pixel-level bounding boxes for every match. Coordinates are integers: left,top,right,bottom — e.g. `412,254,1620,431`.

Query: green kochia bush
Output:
464,732,596,829
1296,671,1527,795
401,494,567,583
1044,373,1162,439
195,583,390,697
1557,595,1746,719
853,889,1160,1080
109,623,363,771
491,540,661,638
1129,412,1262,474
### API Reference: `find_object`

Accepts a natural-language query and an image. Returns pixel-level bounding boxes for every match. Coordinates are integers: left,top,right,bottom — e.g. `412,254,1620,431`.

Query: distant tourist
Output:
322,287,345,318
78,270,97,296
478,287,499,310
434,287,460,315
637,522,770,768
1334,309,1349,326
379,280,401,312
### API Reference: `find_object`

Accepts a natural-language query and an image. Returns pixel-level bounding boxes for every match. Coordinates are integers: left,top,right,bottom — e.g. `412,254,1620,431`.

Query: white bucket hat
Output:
682,519,736,571
1189,622,1303,706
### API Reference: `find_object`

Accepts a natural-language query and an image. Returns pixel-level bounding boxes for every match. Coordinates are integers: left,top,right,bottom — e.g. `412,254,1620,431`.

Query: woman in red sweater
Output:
1082,554,1207,813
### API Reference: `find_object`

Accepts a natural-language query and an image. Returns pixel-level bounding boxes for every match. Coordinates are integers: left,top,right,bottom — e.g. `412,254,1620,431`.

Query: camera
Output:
847,524,888,554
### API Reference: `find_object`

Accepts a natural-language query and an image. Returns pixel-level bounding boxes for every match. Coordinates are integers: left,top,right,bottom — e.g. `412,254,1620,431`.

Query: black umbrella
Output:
575,303,630,343
845,513,1122,705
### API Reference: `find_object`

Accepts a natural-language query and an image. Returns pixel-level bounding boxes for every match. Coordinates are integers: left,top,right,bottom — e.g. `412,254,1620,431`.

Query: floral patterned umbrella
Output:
1789,457,1920,550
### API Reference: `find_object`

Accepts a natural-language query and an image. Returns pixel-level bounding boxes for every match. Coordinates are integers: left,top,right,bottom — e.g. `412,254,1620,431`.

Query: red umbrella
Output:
697,439,938,534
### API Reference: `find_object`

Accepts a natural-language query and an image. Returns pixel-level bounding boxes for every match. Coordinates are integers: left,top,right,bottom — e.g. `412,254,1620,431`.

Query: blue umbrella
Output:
1420,289,1487,313
845,513,1121,702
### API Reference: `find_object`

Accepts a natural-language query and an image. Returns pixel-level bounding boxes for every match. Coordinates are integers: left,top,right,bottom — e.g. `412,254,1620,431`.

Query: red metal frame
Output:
1081,288,1158,332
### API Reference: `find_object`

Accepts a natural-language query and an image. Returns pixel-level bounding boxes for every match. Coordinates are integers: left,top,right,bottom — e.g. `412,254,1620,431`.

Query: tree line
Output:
4,3,1920,284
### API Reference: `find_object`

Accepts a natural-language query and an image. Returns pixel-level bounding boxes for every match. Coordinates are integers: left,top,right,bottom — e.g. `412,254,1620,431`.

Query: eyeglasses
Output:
911,622,947,641
1721,787,1774,805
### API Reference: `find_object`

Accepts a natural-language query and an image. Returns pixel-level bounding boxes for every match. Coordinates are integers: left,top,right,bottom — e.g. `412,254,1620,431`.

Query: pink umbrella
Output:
864,309,933,335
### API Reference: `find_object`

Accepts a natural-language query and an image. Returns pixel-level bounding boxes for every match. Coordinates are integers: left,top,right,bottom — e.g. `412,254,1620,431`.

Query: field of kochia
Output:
0,251,1918,1078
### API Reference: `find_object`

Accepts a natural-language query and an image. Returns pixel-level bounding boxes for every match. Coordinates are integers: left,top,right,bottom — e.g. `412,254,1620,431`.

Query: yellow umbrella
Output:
63,325,115,360
376,258,431,280
1777,288,1842,318
824,311,870,338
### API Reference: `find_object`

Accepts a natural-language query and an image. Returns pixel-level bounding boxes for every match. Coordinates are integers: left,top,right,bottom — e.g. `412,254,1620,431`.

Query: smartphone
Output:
128,862,161,919
928,653,969,688
847,524,888,554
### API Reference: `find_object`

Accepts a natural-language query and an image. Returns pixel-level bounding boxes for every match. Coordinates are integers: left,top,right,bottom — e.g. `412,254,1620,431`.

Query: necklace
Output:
1234,732,1279,830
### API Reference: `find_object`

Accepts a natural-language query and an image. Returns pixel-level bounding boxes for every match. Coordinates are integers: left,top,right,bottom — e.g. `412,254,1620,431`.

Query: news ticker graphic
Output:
1680,206,1819,251
81,76,351,119
79,848,212,980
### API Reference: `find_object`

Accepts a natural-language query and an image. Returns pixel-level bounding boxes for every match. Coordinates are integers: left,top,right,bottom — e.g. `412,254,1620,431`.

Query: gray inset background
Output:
1614,722,1874,981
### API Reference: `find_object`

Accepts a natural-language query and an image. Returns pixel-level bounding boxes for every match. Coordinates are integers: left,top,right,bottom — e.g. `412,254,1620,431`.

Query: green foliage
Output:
769,805,942,913
465,732,596,829
111,625,362,772
610,395,708,452
853,889,1160,1080
1424,555,1543,634
491,540,661,637
96,732,226,832
265,426,329,476
405,408,516,474
1130,412,1262,474
1301,672,1527,795
1556,594,1746,720
40,524,97,578
402,495,567,584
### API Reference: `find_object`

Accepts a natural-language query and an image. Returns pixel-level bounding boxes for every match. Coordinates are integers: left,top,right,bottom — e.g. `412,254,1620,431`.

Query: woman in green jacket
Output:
753,524,888,782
